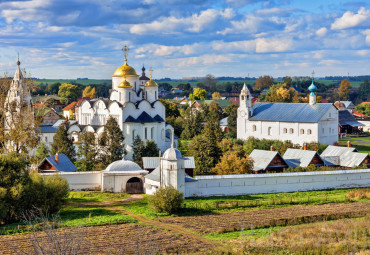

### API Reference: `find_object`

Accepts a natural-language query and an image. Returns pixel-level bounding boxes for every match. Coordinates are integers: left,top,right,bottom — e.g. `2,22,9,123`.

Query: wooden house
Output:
283,147,325,168
249,148,289,173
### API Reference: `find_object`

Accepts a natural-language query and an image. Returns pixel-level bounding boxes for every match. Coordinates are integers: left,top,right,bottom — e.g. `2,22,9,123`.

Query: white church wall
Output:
185,169,370,197
40,171,102,190
152,101,165,119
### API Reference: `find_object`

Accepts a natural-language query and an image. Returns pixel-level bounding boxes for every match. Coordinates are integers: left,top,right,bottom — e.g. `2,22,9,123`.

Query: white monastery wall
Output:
40,171,102,190
185,169,370,197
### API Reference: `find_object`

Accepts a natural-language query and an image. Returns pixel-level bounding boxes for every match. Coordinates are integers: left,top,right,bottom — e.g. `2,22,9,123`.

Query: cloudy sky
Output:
0,0,369,79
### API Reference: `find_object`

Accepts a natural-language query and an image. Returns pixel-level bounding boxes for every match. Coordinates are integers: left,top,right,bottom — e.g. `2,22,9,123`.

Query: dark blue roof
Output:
124,112,164,123
249,103,333,123
39,125,58,133
43,154,77,172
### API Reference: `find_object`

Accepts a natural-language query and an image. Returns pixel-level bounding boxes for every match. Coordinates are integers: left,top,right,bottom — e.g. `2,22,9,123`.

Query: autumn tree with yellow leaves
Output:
82,86,96,99
212,152,254,175
338,79,351,100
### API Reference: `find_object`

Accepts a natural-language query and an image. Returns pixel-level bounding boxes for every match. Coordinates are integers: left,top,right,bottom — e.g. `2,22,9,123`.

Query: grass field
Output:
339,136,370,154
68,191,129,203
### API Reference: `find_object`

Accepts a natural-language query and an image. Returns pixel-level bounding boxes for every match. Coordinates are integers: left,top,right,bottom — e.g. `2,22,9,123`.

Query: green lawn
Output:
121,188,369,218
68,191,129,203
339,137,370,154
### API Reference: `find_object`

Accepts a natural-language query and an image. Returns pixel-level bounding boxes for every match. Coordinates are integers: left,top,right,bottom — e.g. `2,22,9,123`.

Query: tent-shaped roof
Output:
249,149,287,171
339,110,364,127
283,148,323,168
321,145,359,166
39,154,77,172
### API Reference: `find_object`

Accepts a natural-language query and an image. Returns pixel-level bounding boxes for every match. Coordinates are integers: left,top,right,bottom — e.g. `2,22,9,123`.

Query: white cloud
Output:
331,7,370,30
316,27,327,37
356,49,370,56
362,29,370,45
130,8,234,34
0,0,51,23
256,37,293,53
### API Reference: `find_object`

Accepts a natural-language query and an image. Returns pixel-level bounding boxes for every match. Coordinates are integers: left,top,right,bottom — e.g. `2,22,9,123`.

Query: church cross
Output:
149,67,153,80
122,45,129,62
311,70,315,80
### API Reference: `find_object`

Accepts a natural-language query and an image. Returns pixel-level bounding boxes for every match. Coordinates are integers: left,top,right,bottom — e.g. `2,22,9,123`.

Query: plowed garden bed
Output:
159,202,370,234
0,223,213,255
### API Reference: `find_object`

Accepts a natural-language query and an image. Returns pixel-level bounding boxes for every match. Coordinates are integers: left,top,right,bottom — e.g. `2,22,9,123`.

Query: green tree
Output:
338,79,351,100
255,75,274,90
149,186,183,215
58,83,81,104
77,131,97,171
36,141,50,162
99,116,125,166
224,104,238,138
51,124,76,161
82,86,96,99
203,74,217,92
181,107,203,139
144,140,159,157
358,79,370,101
283,76,292,87
132,135,145,166
355,104,370,116
160,99,180,118
189,88,206,101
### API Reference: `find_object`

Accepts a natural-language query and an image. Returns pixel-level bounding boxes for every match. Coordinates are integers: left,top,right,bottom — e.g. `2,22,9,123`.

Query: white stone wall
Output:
40,172,102,190
185,169,370,197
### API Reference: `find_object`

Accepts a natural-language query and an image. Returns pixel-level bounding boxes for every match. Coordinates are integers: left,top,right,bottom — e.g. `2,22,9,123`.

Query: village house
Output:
334,101,356,113
249,148,289,173
321,144,370,168
338,110,364,134
38,153,77,173
283,147,325,168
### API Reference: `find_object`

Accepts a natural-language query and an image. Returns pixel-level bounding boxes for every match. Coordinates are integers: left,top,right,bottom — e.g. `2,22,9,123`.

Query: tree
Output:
149,186,183,215
144,140,159,157
358,79,370,101
255,75,274,90
212,92,221,99
283,76,292,87
338,79,351,100
355,104,370,116
189,88,206,101
82,86,96,99
203,74,217,92
51,124,76,161
36,141,50,162
99,116,125,166
224,104,238,138
264,83,298,103
77,131,98,171
189,134,221,175
47,82,60,94
212,153,254,175
132,135,145,166
58,83,81,104
159,99,180,118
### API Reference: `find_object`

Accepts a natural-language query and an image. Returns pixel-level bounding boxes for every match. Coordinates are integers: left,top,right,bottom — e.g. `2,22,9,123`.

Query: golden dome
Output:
118,79,132,88
113,62,139,77
145,79,158,87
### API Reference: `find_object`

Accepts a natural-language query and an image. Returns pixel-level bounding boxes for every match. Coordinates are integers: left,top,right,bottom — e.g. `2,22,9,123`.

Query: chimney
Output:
303,144,307,150
347,141,351,148
55,153,59,163
270,146,274,151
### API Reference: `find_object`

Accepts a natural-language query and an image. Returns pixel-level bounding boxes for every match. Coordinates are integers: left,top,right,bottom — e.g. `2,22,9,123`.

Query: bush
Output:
149,186,183,215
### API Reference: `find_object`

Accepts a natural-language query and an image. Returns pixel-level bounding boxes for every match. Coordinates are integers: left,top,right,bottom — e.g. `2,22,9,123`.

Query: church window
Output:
241,96,244,100
253,125,256,132
308,129,312,135
268,127,272,136
300,129,304,135
45,136,48,142
132,130,135,142
289,128,294,134
161,129,164,139
145,128,148,140
247,95,249,100
155,91,157,100
146,91,148,99
322,128,324,134
129,92,131,101
151,127,154,139
283,128,287,133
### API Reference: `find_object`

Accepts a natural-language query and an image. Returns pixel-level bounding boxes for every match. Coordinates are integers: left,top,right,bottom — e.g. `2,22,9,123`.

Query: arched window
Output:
132,130,135,142
268,127,272,136
308,129,312,135
300,129,304,135
253,125,256,132
146,91,148,99
145,128,148,140
161,129,164,140
283,128,287,133
129,92,131,101
155,91,157,100
241,96,244,100
45,136,48,142
290,128,294,134
151,127,154,139
247,95,249,100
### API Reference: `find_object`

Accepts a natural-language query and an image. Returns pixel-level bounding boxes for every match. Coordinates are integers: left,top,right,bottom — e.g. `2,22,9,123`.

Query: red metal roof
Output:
62,101,77,111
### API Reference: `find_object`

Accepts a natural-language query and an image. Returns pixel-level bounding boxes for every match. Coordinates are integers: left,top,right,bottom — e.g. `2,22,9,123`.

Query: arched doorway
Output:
126,177,143,194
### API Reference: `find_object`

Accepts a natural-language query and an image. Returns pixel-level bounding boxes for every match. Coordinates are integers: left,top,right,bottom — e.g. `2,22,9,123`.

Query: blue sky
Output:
0,0,369,79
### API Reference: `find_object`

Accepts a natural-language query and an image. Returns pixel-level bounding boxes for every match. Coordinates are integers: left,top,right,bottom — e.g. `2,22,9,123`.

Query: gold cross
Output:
122,45,129,62
311,70,315,80
149,67,153,80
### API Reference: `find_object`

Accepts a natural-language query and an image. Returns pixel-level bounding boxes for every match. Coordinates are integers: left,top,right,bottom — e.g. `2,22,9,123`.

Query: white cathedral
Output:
6,46,175,159
237,80,339,146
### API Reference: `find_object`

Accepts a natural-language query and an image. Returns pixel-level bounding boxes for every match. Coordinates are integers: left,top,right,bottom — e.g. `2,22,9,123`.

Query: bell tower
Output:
239,83,253,118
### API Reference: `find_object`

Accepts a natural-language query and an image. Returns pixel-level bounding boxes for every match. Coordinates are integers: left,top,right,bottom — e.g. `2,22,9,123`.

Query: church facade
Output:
68,46,174,159
237,82,338,146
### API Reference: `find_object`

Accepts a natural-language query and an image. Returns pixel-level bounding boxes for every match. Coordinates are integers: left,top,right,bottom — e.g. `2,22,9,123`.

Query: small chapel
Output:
237,75,339,146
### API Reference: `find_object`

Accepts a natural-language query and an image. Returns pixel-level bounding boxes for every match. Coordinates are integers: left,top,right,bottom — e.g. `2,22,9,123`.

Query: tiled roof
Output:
338,110,364,127
39,154,77,172
283,148,322,168
62,101,77,111
249,103,333,123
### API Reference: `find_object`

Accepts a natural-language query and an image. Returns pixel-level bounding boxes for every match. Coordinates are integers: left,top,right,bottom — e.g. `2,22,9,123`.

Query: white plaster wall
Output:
40,172,102,190
185,169,370,197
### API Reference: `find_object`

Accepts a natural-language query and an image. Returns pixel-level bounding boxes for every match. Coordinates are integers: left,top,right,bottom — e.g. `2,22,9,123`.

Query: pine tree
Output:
77,131,97,171
36,141,50,162
51,124,76,161
99,116,125,166
144,140,159,157
132,135,145,166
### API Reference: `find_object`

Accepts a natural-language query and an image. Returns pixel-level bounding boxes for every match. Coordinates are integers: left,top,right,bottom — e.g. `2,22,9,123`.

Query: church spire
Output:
122,45,129,64
308,70,317,105
13,54,23,81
